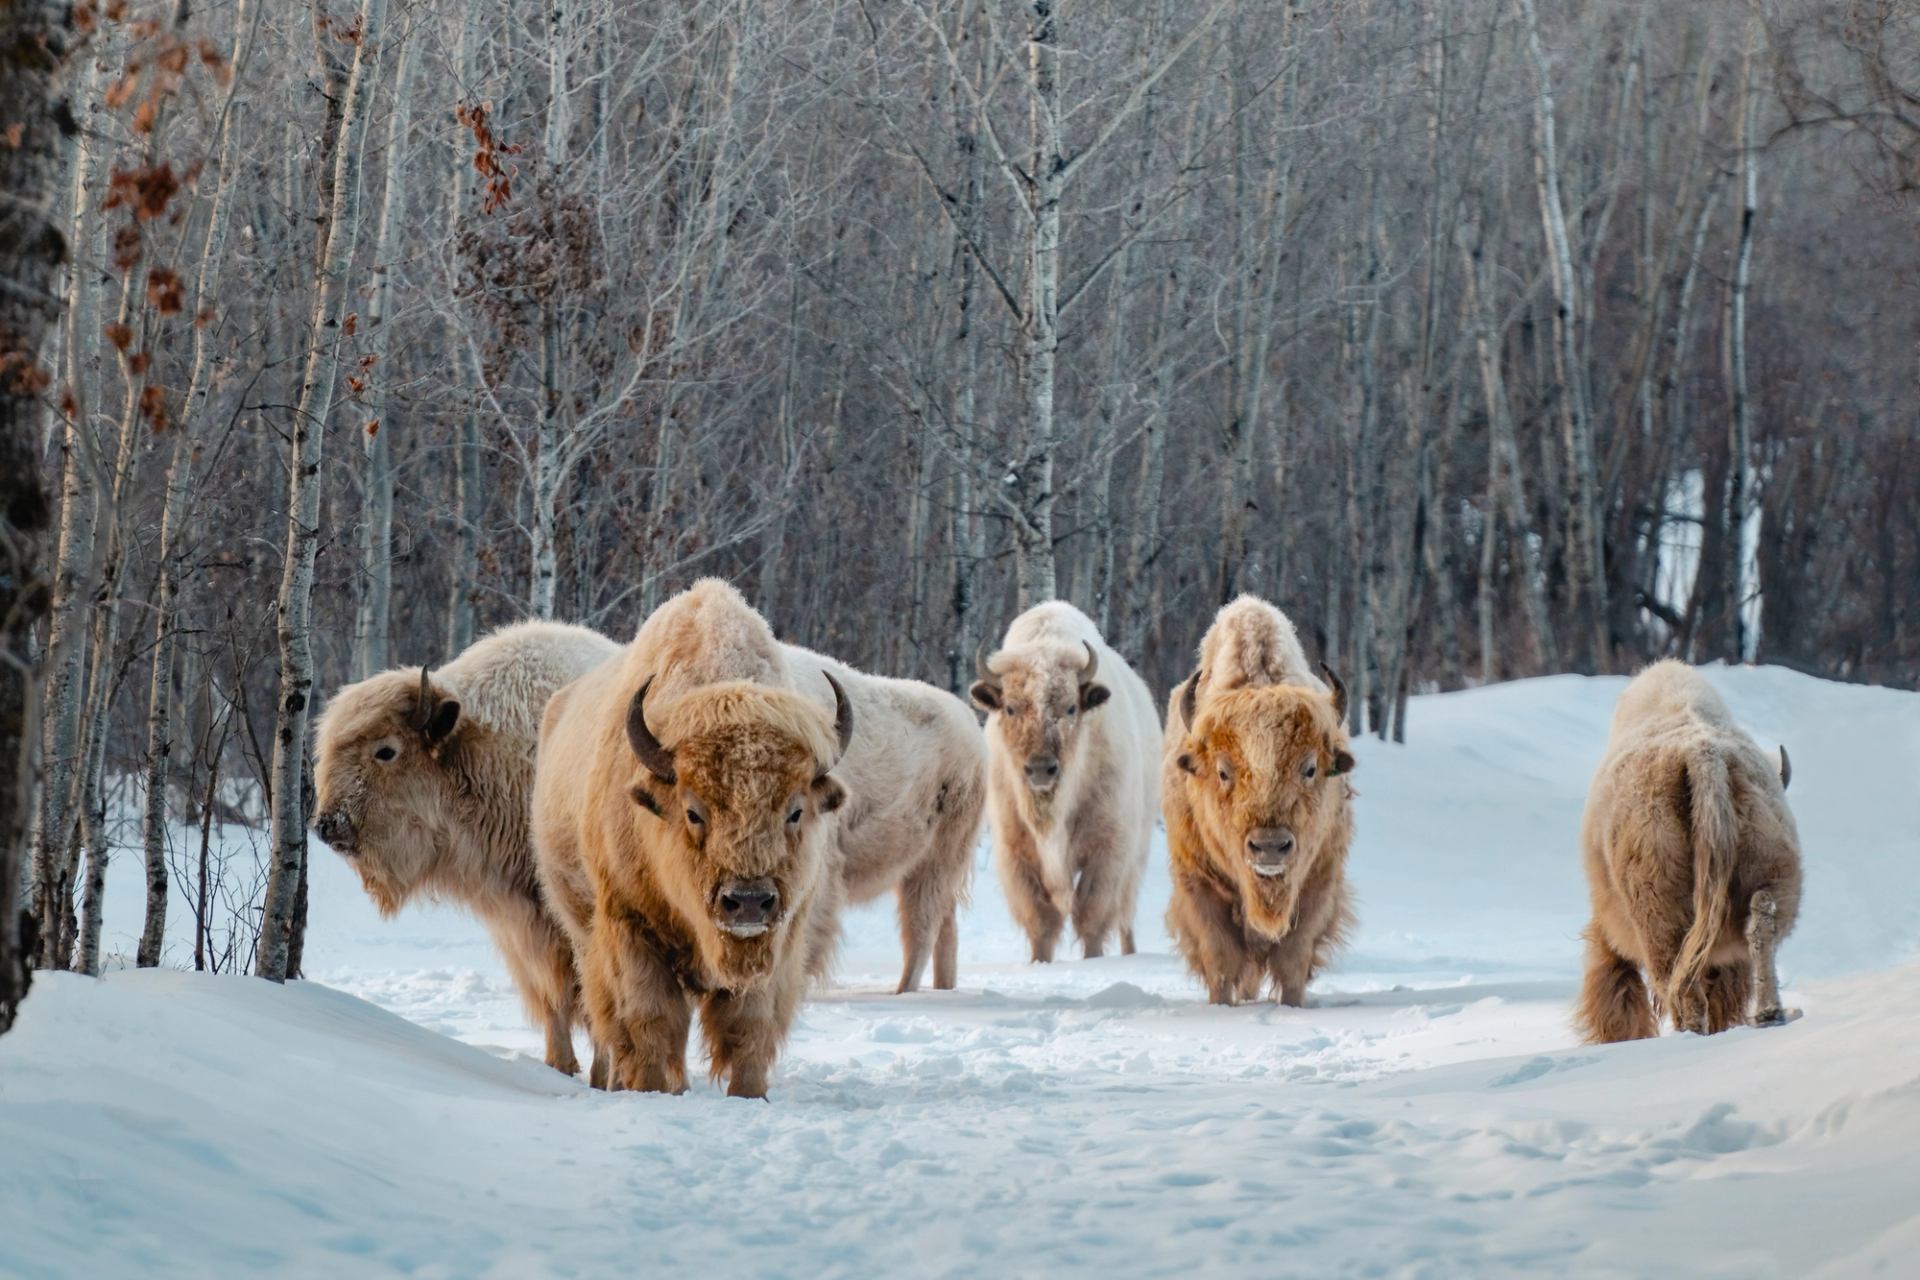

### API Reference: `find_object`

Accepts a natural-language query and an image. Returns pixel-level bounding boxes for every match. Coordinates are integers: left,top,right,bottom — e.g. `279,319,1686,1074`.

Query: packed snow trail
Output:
3,665,1917,1277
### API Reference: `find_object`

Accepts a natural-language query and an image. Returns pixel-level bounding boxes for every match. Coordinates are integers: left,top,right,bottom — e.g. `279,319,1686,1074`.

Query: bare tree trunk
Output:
1726,21,1760,663
259,0,390,982
139,0,257,968
1518,0,1606,671
0,0,76,1031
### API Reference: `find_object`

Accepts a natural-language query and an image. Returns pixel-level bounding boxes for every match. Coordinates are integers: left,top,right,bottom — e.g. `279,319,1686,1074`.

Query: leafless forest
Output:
1,0,1916,1003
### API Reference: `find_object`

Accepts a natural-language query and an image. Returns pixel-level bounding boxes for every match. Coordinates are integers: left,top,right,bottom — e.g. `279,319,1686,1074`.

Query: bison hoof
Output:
1753,1005,1801,1028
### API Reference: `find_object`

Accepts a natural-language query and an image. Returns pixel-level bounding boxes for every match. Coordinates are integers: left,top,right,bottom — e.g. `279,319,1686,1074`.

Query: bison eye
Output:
686,808,704,826
787,806,803,826
1217,766,1231,786
1302,758,1317,781
373,745,397,763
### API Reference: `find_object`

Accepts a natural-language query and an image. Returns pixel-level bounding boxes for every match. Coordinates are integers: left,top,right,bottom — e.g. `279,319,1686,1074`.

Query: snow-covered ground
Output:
4,665,1918,1277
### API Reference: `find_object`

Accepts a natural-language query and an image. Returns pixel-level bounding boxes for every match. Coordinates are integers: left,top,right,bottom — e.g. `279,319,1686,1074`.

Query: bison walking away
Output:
312,621,620,1076
588,580,985,995
1576,660,1801,1043
971,603,1160,961
1162,596,1356,1006
534,643,853,1097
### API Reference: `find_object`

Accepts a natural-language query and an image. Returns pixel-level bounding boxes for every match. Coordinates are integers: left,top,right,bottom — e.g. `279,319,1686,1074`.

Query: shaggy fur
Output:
972,603,1160,961
312,621,619,1075
534,661,846,1098
598,579,987,994
1575,660,1802,1043
1163,596,1356,1006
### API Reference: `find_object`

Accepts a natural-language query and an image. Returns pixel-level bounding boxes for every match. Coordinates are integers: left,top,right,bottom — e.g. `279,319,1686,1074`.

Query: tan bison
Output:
534,652,852,1097
312,621,620,1075
579,580,985,995
1162,595,1356,1006
971,602,1160,961
1576,660,1801,1043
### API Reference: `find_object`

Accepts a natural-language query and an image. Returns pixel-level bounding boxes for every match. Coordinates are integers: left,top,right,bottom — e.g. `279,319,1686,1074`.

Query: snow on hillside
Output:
4,665,1919,1277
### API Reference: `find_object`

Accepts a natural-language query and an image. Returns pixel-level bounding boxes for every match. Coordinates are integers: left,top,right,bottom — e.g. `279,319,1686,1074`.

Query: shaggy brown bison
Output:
971,602,1160,961
312,621,619,1075
1576,660,1801,1043
1162,596,1356,1006
533,650,852,1097
578,580,985,995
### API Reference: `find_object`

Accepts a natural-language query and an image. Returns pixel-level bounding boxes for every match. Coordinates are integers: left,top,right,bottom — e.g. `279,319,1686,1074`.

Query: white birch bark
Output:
353,25,415,675
258,0,390,982
1727,21,1760,663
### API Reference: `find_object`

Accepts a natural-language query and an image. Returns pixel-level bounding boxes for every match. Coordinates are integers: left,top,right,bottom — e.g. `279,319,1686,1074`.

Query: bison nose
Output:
1246,827,1296,877
716,879,780,936
1024,755,1061,790
314,810,355,854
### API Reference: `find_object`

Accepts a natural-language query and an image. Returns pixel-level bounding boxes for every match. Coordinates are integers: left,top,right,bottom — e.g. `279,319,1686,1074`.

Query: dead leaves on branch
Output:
456,101,522,215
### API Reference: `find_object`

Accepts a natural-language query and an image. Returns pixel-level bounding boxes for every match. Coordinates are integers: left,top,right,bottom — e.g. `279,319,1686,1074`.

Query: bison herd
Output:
312,581,1803,1098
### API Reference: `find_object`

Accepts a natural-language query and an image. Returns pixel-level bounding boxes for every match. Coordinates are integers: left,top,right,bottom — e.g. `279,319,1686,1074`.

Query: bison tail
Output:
1667,746,1736,1016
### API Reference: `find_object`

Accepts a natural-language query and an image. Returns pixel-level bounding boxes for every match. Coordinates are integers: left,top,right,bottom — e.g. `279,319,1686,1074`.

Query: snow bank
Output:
4,664,1917,1276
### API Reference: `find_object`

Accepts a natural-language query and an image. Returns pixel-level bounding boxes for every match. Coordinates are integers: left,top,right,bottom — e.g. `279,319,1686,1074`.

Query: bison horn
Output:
1179,668,1201,730
409,664,438,732
625,676,677,785
1320,661,1348,720
1778,744,1791,791
975,643,1002,690
1078,640,1099,687
824,671,855,763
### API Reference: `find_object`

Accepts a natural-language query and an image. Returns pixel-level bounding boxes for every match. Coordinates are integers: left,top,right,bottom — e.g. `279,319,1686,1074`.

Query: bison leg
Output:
933,909,959,991
1067,815,1137,961
701,964,807,1100
1747,888,1787,1026
895,850,967,993
1702,963,1752,1034
585,906,692,1093
1269,934,1317,1008
998,833,1065,964
1574,925,1657,1044
1166,872,1248,1005
1118,927,1135,957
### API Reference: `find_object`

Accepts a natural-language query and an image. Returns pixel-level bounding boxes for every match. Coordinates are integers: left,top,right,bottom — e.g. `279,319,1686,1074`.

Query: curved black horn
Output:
409,664,438,731
975,643,1001,688
1319,662,1348,721
1179,668,1201,730
824,671,855,763
1778,744,1791,791
625,677,677,784
1078,640,1099,687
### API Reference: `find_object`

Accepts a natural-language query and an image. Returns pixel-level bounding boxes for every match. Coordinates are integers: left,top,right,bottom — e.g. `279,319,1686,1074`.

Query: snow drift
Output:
2,664,1917,1277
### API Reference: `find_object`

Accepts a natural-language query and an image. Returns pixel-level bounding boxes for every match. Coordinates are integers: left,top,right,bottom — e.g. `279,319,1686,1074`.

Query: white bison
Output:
1577,660,1801,1042
970,602,1161,960
313,621,620,1075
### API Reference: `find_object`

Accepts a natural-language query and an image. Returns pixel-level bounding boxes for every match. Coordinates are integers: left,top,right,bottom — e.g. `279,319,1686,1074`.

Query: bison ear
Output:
1176,750,1200,776
1329,747,1356,777
969,681,1002,713
629,784,664,818
812,774,847,814
422,698,461,747
1080,682,1110,712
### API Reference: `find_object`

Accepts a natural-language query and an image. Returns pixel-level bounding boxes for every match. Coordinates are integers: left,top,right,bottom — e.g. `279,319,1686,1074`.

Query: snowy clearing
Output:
4,665,1919,1278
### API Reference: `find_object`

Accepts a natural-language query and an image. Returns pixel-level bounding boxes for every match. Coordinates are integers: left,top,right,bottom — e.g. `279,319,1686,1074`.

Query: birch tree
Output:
258,0,391,982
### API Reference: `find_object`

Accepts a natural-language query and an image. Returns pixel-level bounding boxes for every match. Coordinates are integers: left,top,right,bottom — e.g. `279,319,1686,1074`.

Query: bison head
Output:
970,639,1109,804
1173,664,1355,939
312,665,466,916
625,673,852,988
